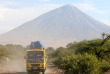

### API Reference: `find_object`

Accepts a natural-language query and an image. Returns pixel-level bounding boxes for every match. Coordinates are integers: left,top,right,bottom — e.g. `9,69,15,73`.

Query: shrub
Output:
54,53,101,74
100,60,110,73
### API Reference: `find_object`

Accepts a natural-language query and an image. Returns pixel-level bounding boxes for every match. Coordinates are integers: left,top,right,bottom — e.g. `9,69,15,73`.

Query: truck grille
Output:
31,64,40,67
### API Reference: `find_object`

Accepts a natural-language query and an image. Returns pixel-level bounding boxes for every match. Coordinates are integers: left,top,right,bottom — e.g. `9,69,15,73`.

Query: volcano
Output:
0,4,110,47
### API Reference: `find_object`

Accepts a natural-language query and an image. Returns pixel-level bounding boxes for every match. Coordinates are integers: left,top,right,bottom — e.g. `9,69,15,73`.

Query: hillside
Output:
0,4,110,47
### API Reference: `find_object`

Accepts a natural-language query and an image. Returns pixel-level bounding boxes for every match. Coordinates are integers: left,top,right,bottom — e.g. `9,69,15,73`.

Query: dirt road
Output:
0,64,61,74
0,59,62,74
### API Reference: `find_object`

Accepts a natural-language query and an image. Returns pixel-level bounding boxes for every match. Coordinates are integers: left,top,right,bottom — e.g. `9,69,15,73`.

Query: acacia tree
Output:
75,34,110,60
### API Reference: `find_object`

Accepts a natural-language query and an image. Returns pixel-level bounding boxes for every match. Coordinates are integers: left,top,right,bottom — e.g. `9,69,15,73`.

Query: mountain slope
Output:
0,4,110,47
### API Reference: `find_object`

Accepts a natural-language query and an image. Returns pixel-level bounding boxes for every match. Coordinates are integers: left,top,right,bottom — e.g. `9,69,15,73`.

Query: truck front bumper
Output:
26,67,46,71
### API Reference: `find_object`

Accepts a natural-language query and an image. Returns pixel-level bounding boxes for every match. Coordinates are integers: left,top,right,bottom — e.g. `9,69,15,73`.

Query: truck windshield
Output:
27,51,44,63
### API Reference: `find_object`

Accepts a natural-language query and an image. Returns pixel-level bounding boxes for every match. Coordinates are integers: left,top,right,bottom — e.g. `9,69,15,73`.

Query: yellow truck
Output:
26,48,46,74
25,41,46,74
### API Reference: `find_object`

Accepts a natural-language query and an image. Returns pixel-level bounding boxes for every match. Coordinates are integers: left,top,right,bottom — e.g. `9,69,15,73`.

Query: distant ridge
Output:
0,4,110,47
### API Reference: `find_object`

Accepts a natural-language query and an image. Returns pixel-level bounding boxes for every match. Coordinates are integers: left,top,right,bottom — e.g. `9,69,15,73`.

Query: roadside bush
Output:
100,60,110,73
46,47,55,58
54,53,101,74
0,45,10,58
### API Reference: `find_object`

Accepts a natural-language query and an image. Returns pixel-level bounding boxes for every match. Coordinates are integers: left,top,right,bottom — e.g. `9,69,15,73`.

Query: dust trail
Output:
0,58,26,73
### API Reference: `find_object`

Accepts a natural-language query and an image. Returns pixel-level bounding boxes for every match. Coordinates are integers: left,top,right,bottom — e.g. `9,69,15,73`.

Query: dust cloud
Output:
0,57,26,73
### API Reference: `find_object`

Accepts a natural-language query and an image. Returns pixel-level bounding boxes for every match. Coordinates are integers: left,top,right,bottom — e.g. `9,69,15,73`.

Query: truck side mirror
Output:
45,55,46,58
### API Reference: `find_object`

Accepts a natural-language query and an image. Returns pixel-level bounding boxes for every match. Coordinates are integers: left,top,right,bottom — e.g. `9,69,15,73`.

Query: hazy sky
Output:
0,0,110,34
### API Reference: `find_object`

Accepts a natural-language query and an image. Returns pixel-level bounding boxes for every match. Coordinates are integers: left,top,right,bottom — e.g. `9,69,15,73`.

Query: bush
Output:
0,45,10,58
46,47,55,58
100,60,110,73
54,53,101,74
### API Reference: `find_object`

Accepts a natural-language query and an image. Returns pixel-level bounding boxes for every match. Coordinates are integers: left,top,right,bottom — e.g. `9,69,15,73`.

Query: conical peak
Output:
57,4,79,12
0,3,110,48
61,4,76,9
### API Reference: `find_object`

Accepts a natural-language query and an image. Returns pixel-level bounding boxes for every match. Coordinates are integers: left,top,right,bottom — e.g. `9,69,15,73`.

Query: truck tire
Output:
42,71,45,74
27,71,32,74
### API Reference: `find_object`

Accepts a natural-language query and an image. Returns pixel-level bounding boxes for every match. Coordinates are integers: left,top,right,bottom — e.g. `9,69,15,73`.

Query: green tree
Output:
54,53,101,74
102,32,106,40
75,34,110,60
46,47,55,58
55,47,66,57
5,44,26,59
0,45,10,58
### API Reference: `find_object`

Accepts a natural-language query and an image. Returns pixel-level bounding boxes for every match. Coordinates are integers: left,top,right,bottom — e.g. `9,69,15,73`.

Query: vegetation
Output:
54,53,101,74
0,33,110,73
46,47,55,59
45,33,110,74
5,44,26,59
67,34,110,61
0,44,26,64
0,45,10,59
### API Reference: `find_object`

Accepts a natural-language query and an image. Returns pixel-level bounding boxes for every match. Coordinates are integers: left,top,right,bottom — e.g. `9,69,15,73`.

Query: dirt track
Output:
0,64,61,74
0,59,62,74
0,65,59,74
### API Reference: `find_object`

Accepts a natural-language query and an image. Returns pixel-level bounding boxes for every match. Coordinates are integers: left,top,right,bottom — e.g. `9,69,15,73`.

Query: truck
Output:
25,41,46,74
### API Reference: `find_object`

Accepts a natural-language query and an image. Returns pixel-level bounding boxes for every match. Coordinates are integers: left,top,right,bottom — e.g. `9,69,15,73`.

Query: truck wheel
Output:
42,71,45,74
27,71,32,74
